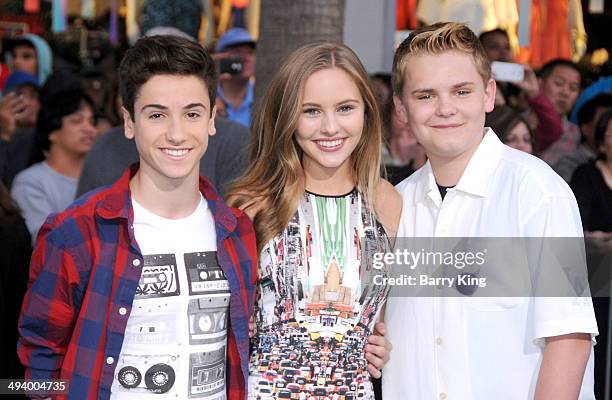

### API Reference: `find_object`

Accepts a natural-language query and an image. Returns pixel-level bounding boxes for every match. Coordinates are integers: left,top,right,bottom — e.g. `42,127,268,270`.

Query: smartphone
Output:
219,57,244,75
5,86,22,97
3,87,26,115
491,61,524,82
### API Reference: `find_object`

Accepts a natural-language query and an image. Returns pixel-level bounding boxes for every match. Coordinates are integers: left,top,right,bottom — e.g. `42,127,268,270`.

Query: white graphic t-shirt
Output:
110,194,229,399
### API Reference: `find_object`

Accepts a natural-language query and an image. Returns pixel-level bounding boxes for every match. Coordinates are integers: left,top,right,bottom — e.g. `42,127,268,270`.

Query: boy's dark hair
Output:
8,38,35,52
539,58,582,84
478,28,508,43
594,109,612,160
30,89,94,164
119,35,217,120
576,93,612,127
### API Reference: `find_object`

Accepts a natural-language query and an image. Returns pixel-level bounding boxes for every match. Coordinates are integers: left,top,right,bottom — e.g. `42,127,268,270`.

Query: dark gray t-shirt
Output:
76,118,249,198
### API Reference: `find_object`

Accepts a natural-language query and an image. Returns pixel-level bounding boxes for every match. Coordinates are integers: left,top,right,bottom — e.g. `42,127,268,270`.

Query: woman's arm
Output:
373,179,403,239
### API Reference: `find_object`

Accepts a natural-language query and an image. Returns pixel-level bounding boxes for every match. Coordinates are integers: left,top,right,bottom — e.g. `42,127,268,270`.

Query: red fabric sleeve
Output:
528,92,563,152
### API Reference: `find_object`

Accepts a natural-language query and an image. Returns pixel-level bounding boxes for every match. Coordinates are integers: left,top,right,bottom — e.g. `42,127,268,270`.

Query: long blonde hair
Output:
227,41,382,251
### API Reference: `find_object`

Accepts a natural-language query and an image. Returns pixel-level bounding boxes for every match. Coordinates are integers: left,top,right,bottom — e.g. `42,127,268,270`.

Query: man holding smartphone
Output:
213,28,256,128
0,71,40,141
0,71,41,186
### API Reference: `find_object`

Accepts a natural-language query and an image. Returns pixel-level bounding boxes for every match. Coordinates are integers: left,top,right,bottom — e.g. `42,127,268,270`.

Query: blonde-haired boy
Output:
384,22,598,399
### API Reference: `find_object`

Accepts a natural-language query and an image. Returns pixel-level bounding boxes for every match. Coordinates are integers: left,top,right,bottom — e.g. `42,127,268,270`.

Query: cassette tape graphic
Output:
112,353,178,395
188,296,230,345
122,302,179,347
185,252,229,295
135,254,180,299
189,347,226,398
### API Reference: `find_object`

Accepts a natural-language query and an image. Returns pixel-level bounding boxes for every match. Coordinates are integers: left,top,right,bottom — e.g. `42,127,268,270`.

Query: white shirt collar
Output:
415,128,504,204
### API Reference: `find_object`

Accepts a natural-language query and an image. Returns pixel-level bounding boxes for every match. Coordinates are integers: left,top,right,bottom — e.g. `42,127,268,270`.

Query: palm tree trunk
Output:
254,0,346,100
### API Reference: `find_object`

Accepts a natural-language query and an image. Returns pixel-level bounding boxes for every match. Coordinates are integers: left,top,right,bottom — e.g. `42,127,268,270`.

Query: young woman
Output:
485,105,535,154
228,42,401,399
570,109,612,238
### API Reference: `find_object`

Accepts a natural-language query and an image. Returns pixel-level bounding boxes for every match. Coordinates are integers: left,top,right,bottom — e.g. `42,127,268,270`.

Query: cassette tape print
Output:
185,252,230,295
135,253,180,299
188,295,230,345
189,346,227,399
112,353,178,395
122,301,179,347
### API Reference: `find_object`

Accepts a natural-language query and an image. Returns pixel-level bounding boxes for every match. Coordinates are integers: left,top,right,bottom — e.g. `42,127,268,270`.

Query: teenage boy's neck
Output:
428,147,478,187
129,170,202,219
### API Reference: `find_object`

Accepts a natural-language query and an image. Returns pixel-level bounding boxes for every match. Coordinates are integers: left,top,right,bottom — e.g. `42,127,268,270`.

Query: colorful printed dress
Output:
248,189,391,400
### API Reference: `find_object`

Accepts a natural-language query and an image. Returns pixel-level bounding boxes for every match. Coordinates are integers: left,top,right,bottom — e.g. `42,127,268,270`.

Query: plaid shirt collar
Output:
95,163,238,234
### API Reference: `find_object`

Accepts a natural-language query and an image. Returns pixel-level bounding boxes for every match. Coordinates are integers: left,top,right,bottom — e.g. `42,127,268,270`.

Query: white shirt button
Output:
132,259,141,267
436,337,443,345
106,356,114,365
119,307,127,315
439,393,447,400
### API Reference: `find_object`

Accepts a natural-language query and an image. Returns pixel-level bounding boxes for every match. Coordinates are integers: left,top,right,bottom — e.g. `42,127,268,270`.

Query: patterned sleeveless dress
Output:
248,189,391,400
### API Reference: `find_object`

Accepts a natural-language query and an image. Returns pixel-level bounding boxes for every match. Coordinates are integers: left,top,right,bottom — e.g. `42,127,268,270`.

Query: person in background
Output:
479,28,512,63
11,88,96,243
99,75,123,133
0,182,30,384
214,27,256,127
485,105,534,154
555,93,612,182
82,67,115,136
0,40,10,90
4,34,53,86
478,28,515,107
570,109,612,239
371,73,426,185
0,71,40,141
382,98,427,184
569,109,612,400
0,71,41,187
370,72,392,106
528,59,582,165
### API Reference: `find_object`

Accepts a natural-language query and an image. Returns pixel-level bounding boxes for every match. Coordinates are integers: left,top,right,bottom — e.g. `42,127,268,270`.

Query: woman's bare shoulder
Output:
373,179,402,237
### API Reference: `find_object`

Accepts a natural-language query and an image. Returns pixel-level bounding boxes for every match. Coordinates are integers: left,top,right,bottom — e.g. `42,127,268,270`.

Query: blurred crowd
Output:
0,24,611,396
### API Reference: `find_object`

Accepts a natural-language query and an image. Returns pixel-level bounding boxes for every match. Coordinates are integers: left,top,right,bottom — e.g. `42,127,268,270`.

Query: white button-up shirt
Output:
383,129,598,400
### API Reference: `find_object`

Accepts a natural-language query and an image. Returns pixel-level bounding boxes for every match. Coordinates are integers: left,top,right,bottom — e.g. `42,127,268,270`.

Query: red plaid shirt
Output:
18,164,257,399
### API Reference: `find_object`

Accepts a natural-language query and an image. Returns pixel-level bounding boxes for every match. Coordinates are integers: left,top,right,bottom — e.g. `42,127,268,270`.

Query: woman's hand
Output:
365,321,392,378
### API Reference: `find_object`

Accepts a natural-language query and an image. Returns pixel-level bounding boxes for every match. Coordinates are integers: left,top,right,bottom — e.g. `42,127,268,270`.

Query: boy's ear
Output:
48,130,58,144
122,107,134,139
484,78,497,113
393,95,409,124
208,106,217,137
